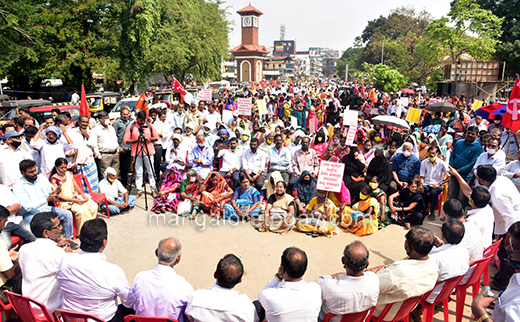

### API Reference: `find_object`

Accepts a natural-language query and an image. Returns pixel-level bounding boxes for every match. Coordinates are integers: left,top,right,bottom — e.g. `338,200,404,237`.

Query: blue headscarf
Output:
294,170,317,205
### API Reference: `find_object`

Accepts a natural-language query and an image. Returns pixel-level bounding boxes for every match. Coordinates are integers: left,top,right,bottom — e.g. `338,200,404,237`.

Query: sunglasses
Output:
48,223,62,230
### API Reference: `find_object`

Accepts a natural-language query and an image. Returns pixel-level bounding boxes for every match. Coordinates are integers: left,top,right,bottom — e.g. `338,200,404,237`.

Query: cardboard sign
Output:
472,100,483,111
257,99,268,115
399,97,409,107
316,160,345,192
343,110,358,146
237,98,252,116
406,107,422,124
222,110,234,125
197,89,212,103
309,117,316,134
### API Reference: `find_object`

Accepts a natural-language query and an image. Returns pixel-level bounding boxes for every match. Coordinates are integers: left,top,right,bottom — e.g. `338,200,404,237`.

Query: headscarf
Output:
342,146,365,177
217,128,230,137
265,171,283,198
161,167,183,191
366,148,392,185
294,170,316,205
104,167,117,178
45,126,62,139
293,130,306,141
204,172,228,193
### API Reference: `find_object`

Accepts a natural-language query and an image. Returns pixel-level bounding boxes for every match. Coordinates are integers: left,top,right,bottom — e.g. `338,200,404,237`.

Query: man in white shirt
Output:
0,206,21,306
498,149,520,193
150,109,170,183
369,227,439,320
71,90,79,105
427,218,470,303
202,103,221,132
477,165,520,290
30,125,75,176
130,237,193,321
98,167,136,216
186,254,258,322
258,247,321,322
172,104,186,133
70,115,100,191
316,241,379,321
89,111,120,179
0,184,35,249
218,137,242,189
57,218,134,322
419,146,450,221
241,138,266,192
0,131,31,188
473,137,506,178
165,134,187,172
19,212,71,312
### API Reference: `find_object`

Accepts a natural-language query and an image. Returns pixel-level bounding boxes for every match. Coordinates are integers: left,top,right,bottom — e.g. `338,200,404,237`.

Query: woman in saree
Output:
292,170,317,215
264,171,284,199
321,144,340,162
334,135,349,160
369,176,392,228
437,124,453,160
342,146,366,199
340,185,380,236
151,167,183,214
360,140,375,164
252,181,296,235
366,148,393,194
200,171,234,218
49,158,97,234
388,179,425,229
292,99,305,128
311,131,328,158
296,190,340,237
306,106,319,133
178,169,202,219
224,174,262,222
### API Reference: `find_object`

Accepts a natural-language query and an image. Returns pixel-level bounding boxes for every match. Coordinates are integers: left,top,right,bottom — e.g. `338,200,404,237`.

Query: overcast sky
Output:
222,0,453,51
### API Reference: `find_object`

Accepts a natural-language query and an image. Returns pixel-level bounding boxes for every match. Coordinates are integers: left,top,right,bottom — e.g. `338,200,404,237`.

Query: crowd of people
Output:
0,82,519,321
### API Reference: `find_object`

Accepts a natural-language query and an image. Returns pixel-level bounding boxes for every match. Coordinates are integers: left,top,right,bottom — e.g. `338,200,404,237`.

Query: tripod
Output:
130,129,157,210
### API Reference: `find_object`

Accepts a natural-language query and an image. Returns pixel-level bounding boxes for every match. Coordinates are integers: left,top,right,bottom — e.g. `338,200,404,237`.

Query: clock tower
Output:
230,4,269,83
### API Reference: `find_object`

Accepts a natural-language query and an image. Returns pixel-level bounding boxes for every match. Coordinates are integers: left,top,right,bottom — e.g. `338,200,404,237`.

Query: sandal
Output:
440,216,446,221
428,214,436,221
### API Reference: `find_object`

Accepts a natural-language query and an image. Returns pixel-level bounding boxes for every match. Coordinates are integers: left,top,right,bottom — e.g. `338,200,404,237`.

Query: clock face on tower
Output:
253,17,259,28
243,17,252,27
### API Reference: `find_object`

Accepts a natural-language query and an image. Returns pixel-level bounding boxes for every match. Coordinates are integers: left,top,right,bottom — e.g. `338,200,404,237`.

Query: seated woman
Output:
49,158,97,234
366,149,393,194
151,167,183,214
339,185,380,236
311,131,328,157
321,145,340,162
178,169,202,219
223,174,262,222
252,181,295,235
296,190,340,237
334,135,349,160
200,171,233,218
368,176,392,228
292,170,317,215
342,146,366,198
388,179,425,229
263,171,283,199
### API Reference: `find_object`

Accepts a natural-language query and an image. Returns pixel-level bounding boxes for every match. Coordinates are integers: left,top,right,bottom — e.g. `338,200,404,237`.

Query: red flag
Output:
261,80,267,88
135,91,149,119
171,75,187,103
274,78,278,87
504,78,520,132
291,82,294,94
316,79,319,86
354,80,360,93
360,79,367,99
79,84,90,118
251,81,256,92
270,78,274,86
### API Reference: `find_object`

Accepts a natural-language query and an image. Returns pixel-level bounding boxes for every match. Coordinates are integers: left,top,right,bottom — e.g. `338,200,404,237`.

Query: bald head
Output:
196,134,205,146
281,247,308,279
157,237,182,265
342,241,369,274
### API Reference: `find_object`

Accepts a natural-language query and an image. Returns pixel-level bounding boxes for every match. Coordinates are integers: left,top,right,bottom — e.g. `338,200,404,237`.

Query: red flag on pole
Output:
354,80,360,93
251,81,256,92
135,91,149,119
171,75,187,103
360,79,367,99
79,84,90,118
503,78,520,132
274,77,278,87
261,80,267,88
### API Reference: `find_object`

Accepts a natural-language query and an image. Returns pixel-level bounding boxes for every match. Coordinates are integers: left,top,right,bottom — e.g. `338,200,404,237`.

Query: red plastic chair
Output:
124,315,179,322
421,275,464,322
4,291,54,322
436,191,443,217
482,238,502,288
54,309,105,322
73,174,110,218
323,306,375,322
370,294,424,322
10,236,21,248
455,254,495,322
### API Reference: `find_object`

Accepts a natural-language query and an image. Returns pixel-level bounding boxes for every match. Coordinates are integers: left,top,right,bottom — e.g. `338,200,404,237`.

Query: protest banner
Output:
257,99,268,115
472,100,483,111
222,110,234,125
399,97,409,107
316,160,345,192
237,98,252,116
197,89,212,103
343,110,358,146
406,107,422,124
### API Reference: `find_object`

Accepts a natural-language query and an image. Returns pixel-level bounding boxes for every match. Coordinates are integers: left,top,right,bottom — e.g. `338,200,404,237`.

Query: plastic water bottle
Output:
483,286,496,298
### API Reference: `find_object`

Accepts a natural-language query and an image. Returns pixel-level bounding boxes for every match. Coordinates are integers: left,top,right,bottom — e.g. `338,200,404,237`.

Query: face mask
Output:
103,119,110,126
429,156,436,163
178,111,182,115
10,140,21,149
333,140,339,145
241,184,249,190
420,143,427,148
369,182,378,190
189,176,196,183
121,117,128,122
186,130,192,135
198,143,205,148
403,151,412,158
266,138,273,145
374,136,381,142
487,148,497,155
317,195,326,201
190,108,196,112
230,146,237,152
108,177,115,183
317,137,323,143
495,120,501,124
302,178,311,184
359,192,369,200
250,147,258,153
429,137,435,143
57,168,66,176
204,130,210,135
242,135,248,142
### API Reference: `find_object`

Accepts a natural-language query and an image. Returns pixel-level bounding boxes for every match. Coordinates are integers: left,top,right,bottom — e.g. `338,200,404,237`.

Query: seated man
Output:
188,135,213,179
390,142,421,193
369,227,439,320
290,136,319,188
267,134,292,185
0,184,35,249
258,247,321,322
12,159,74,241
419,146,450,221
0,206,21,305
426,218,470,303
315,241,379,321
241,138,266,192
218,137,243,190
57,218,134,322
19,212,72,313
473,136,506,175
185,254,258,322
130,237,193,320
98,167,137,215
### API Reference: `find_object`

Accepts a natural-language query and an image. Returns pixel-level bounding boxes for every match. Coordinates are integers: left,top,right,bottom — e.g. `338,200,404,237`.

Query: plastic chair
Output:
482,238,502,288
4,291,54,322
422,275,464,322
73,174,110,218
124,315,179,322
370,294,424,322
10,236,21,248
323,306,375,322
54,309,105,322
455,255,495,322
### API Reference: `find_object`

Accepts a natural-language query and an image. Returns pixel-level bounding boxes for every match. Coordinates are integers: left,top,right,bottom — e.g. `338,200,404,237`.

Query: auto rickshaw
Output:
86,92,121,117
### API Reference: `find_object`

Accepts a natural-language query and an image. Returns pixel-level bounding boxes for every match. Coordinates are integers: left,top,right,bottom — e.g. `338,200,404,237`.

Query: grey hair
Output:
157,236,182,264
402,142,413,150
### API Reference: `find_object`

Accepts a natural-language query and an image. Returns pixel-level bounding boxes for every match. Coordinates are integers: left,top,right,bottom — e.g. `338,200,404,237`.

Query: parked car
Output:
109,96,153,120
0,99,52,126
30,105,80,124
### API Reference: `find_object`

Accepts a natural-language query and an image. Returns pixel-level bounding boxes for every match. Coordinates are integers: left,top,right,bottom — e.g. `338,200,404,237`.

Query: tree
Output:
371,63,408,93
425,0,503,62
336,46,361,80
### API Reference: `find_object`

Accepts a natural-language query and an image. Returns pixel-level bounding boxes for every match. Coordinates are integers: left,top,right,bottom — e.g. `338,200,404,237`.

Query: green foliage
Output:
370,63,408,92
336,47,361,80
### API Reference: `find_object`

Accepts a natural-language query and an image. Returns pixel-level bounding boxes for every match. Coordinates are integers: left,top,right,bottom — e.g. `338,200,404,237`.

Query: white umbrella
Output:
372,115,410,130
